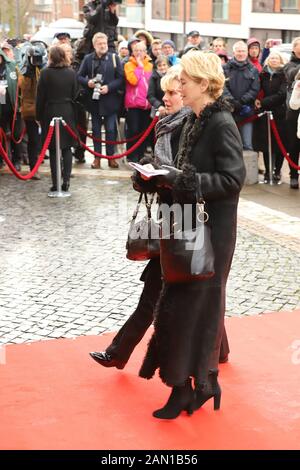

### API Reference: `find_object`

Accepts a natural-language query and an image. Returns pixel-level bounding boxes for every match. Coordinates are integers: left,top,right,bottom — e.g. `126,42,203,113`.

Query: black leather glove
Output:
154,165,182,189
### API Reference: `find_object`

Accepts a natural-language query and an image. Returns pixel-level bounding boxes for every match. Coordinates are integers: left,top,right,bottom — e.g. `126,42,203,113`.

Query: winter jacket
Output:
0,48,18,116
36,66,78,150
147,69,164,110
83,0,118,51
223,58,260,121
252,66,288,153
124,55,153,110
77,50,124,115
18,69,40,120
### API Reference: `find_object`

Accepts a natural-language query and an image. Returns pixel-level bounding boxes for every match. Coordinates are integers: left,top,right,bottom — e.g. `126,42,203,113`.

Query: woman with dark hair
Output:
36,45,78,192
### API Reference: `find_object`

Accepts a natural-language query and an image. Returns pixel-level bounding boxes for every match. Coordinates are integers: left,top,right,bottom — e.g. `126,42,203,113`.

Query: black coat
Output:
36,66,78,150
147,69,164,110
83,1,118,51
139,100,246,386
77,51,124,116
253,67,288,153
223,58,260,122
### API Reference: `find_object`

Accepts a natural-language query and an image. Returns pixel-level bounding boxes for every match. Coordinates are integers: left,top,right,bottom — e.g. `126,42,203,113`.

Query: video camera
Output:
20,42,47,75
92,73,103,100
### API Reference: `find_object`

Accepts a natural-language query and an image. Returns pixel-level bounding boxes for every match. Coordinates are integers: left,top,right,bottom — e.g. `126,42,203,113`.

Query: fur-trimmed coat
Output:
139,98,246,387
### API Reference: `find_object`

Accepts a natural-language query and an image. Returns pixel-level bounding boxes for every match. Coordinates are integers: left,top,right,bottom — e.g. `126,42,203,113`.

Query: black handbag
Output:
126,193,160,261
160,186,215,283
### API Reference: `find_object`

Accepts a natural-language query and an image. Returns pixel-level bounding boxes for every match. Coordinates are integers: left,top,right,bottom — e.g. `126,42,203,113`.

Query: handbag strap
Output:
131,193,155,221
196,174,209,223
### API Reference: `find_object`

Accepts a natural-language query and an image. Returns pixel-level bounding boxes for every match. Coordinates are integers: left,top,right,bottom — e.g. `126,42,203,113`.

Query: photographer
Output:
18,43,47,178
77,32,124,169
82,0,121,53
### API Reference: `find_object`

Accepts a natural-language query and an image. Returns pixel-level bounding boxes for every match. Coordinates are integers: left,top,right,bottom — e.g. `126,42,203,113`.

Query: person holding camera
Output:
18,43,47,179
82,0,120,53
77,32,124,169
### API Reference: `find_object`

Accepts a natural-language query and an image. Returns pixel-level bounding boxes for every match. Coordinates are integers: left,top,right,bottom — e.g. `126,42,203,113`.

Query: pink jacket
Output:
124,56,153,110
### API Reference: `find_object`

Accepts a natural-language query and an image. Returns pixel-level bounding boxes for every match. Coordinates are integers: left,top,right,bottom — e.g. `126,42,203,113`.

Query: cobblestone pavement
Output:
0,172,299,344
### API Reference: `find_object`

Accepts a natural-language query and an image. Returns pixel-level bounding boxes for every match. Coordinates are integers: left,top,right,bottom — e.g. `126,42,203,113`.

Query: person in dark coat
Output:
253,51,287,183
283,36,300,189
223,41,260,150
139,51,245,419
89,65,231,371
77,32,124,169
147,55,169,117
83,0,120,53
36,46,78,192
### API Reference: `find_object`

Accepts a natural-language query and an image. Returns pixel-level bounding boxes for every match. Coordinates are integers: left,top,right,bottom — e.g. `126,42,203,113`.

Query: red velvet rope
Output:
0,125,54,180
77,125,144,144
270,118,300,171
64,115,159,159
237,113,260,127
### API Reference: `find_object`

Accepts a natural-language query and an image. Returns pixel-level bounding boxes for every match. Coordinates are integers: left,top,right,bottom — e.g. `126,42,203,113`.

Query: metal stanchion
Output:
48,117,71,198
266,111,274,185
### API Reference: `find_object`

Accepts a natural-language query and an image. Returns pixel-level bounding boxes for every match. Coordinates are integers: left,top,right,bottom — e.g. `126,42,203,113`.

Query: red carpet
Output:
0,309,300,450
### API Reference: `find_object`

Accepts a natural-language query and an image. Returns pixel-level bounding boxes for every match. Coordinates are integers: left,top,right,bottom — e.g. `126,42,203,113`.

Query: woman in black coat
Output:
253,51,287,183
90,66,230,370
139,51,245,419
36,46,78,192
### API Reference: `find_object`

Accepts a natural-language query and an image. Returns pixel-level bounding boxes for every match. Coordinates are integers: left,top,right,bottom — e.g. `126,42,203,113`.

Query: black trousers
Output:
49,148,73,187
25,120,41,170
106,258,230,364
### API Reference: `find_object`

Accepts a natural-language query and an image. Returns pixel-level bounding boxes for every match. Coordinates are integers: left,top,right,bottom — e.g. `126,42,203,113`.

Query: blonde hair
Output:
92,32,108,45
264,50,286,67
180,50,225,99
292,37,300,49
160,65,181,91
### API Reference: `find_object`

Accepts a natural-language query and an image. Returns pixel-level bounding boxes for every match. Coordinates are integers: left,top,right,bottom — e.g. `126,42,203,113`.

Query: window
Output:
212,0,229,21
170,0,180,20
152,0,166,19
190,0,198,20
281,0,298,10
252,0,274,12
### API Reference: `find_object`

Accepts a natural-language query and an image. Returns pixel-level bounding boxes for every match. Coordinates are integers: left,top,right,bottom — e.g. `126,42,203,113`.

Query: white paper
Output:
128,162,169,178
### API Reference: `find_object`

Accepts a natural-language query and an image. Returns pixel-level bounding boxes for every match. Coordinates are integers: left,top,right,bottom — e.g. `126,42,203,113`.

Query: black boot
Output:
62,181,70,192
153,378,194,420
194,369,221,411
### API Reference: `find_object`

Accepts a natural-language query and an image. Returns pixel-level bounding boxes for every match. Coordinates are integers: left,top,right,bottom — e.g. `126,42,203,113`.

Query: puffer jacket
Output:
124,55,153,109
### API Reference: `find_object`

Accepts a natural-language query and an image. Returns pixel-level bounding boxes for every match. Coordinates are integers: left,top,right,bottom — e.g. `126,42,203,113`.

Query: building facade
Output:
118,0,300,48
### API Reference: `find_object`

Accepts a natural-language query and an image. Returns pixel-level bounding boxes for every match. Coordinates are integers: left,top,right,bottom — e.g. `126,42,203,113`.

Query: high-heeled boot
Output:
194,369,221,411
153,378,194,420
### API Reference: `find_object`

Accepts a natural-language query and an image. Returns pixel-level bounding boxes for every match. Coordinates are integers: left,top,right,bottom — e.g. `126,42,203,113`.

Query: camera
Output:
92,73,103,100
19,42,47,76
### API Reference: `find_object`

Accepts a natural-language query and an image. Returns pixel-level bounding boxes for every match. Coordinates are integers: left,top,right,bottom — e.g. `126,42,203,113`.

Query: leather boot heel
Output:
194,369,222,412
213,391,221,410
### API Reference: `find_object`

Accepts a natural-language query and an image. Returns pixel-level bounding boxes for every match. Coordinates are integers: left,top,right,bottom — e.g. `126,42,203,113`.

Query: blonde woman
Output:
254,51,288,183
139,51,246,419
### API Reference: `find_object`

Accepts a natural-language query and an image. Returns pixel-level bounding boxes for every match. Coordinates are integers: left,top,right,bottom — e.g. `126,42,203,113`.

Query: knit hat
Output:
118,40,128,52
162,39,176,50
247,37,261,50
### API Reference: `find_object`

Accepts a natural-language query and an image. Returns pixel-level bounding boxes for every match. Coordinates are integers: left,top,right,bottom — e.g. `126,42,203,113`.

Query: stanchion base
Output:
47,190,71,198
